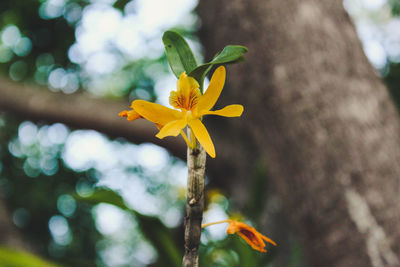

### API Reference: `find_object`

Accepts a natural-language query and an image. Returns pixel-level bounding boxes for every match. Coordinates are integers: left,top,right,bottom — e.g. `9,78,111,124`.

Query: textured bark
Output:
183,131,206,267
197,0,400,267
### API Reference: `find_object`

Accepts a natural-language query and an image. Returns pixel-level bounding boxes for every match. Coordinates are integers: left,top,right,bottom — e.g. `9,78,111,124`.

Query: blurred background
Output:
0,0,399,266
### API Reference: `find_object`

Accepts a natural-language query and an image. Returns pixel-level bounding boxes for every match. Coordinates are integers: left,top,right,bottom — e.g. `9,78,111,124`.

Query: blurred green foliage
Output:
0,246,62,267
0,116,100,266
0,0,74,81
75,188,182,267
389,0,400,15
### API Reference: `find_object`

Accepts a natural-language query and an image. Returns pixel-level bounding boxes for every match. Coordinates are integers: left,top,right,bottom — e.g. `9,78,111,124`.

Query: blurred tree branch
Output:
0,77,186,159
0,77,232,190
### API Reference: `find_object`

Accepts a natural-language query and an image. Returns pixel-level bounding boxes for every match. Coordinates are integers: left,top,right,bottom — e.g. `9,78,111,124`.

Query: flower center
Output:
186,110,194,122
169,72,201,111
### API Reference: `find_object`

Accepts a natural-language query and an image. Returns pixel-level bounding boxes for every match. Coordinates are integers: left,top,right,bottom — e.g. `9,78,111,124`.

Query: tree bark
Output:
197,0,400,266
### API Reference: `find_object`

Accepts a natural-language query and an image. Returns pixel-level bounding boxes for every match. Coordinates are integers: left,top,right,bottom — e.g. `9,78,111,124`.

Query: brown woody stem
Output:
182,127,206,267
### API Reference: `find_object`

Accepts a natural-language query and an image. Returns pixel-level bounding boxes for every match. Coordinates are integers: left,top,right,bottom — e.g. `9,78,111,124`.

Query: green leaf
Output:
75,189,182,267
113,0,130,10
163,30,197,78
189,45,248,89
210,45,248,65
0,247,62,267
74,189,128,210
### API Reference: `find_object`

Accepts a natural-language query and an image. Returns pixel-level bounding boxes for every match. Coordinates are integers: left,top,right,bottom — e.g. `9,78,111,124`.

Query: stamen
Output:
180,130,195,149
201,219,232,228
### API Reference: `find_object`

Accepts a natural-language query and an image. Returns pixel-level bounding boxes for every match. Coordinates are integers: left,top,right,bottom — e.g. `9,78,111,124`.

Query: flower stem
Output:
182,127,206,267
201,219,232,228
180,130,193,149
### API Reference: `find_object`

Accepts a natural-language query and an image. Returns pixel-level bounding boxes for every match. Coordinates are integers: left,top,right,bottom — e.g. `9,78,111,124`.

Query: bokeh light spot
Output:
48,215,72,245
93,203,126,235
12,208,30,228
9,60,28,81
76,178,95,197
63,130,117,171
13,37,32,57
57,194,77,217
0,45,13,63
47,123,69,144
39,0,67,19
1,25,21,47
137,143,169,172
18,121,38,146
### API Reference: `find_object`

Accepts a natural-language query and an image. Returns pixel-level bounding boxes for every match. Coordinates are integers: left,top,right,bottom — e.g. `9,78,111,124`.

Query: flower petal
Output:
188,119,215,158
237,231,267,252
197,66,226,113
131,100,182,125
226,220,274,253
170,72,201,110
119,110,141,121
119,110,128,117
260,234,277,246
202,104,244,117
156,119,187,139
177,72,200,94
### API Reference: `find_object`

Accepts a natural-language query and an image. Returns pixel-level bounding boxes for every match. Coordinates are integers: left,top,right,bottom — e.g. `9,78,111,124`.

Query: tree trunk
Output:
197,0,400,266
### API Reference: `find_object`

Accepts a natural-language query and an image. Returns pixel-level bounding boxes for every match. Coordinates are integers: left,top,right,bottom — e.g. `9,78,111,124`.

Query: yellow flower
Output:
202,219,277,253
119,66,244,158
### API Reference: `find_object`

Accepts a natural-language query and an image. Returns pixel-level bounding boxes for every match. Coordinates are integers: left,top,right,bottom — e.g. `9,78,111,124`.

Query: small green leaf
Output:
0,247,62,267
189,45,248,89
163,31,197,78
210,45,248,64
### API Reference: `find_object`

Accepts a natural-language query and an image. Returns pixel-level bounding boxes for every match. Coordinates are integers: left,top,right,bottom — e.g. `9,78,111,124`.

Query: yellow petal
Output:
131,100,182,125
156,119,187,139
177,72,200,96
197,66,226,113
170,72,201,110
202,104,244,117
188,119,215,158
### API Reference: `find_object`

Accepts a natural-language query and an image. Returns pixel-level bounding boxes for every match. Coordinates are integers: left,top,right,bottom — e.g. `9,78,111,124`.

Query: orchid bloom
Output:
202,219,277,253
119,66,243,158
